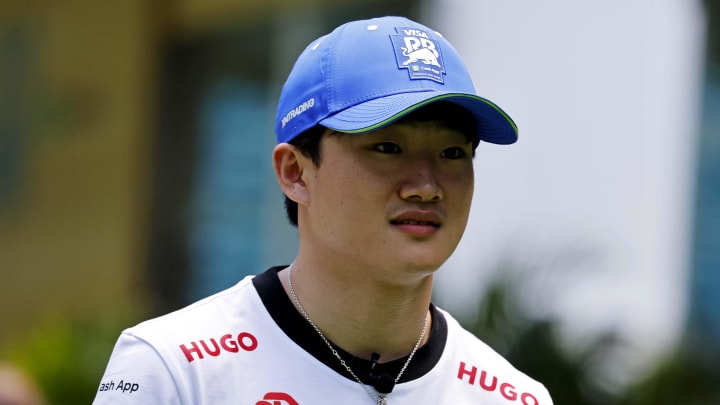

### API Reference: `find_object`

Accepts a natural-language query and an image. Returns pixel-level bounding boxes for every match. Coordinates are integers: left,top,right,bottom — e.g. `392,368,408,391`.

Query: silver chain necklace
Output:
286,265,429,405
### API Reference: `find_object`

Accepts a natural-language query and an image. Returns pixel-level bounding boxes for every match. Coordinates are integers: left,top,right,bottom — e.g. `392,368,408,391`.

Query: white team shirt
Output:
93,267,553,404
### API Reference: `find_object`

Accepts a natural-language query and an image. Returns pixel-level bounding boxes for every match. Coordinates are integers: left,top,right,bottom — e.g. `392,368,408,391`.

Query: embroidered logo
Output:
391,27,445,83
256,392,300,405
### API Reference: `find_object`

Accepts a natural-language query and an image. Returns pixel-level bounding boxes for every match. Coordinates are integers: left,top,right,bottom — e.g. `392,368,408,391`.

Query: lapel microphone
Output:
369,353,396,394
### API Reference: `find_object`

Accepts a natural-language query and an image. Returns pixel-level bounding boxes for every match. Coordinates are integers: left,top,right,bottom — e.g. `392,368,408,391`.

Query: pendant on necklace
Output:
377,397,387,405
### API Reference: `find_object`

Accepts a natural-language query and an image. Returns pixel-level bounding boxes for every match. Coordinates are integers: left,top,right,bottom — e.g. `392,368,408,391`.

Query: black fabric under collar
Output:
252,266,447,386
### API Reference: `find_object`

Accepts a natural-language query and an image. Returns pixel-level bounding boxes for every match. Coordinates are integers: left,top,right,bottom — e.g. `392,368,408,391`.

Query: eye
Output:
373,142,402,154
440,146,470,160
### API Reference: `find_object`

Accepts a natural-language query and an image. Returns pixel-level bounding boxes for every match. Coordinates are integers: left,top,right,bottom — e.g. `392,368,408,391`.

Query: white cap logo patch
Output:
391,27,445,83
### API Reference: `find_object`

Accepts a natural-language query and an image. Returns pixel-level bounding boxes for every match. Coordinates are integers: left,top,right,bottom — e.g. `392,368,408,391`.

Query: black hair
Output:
283,101,476,227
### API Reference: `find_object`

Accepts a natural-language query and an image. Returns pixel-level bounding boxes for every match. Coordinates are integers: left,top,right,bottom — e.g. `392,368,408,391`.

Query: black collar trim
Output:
252,266,447,385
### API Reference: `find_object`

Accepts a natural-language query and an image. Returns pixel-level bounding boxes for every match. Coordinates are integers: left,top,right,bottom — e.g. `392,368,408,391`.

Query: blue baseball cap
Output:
275,16,517,145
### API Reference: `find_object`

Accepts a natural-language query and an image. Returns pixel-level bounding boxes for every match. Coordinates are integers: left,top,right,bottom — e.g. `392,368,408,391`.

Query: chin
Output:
399,252,453,274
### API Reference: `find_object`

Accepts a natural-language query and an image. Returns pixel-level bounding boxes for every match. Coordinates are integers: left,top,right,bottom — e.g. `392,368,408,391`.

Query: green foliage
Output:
1,312,134,405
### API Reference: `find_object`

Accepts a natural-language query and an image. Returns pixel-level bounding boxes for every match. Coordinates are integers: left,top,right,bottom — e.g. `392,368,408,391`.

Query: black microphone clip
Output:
369,352,396,394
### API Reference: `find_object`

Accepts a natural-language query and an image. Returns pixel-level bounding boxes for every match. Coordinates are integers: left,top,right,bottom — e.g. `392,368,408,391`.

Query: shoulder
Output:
93,275,267,404
438,308,554,404
127,275,258,341
439,308,525,374
109,274,269,368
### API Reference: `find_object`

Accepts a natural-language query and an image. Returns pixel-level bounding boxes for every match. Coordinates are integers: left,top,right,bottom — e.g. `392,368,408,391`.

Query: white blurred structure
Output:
427,0,706,383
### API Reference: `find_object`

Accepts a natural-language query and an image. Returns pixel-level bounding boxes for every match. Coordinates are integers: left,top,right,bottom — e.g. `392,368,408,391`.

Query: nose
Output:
398,158,443,202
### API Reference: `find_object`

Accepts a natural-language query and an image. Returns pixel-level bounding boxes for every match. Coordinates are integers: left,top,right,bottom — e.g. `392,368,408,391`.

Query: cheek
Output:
448,169,474,204
309,167,387,252
464,176,475,206
447,173,475,233
313,163,377,219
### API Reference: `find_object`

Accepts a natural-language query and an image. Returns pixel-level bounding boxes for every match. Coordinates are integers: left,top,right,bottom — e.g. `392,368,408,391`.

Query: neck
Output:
280,260,433,362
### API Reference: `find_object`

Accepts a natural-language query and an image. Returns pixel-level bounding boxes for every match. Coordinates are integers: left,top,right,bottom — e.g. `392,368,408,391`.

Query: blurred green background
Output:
1,0,719,404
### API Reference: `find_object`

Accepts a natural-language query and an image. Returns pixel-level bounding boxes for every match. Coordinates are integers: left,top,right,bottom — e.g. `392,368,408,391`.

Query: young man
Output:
93,16,553,404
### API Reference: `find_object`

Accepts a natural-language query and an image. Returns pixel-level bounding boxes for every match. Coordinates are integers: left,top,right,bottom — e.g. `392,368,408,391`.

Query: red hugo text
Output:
457,362,541,405
179,332,258,362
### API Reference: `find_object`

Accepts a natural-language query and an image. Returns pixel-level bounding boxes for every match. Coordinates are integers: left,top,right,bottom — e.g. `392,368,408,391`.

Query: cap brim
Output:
319,92,518,145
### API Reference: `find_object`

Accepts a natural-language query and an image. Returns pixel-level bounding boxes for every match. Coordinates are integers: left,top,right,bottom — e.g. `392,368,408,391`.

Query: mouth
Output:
389,210,444,237
390,219,441,228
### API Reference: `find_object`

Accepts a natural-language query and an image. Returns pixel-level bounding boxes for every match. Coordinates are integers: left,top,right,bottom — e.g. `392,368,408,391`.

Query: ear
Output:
273,143,310,206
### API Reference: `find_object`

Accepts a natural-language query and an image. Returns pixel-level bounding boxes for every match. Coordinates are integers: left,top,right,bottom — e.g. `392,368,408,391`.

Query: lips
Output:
391,219,440,227
389,210,444,233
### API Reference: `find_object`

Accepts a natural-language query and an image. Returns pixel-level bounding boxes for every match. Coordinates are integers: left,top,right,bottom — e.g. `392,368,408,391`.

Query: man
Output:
93,16,553,404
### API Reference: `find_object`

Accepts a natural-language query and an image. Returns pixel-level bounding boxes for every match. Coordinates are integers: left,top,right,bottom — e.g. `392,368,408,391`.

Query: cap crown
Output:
275,16,517,145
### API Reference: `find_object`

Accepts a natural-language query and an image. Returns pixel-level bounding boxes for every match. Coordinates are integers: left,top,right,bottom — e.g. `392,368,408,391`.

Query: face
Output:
297,121,475,280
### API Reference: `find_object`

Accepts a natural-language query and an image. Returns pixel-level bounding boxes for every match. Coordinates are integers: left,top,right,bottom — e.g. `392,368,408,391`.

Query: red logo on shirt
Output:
457,361,541,404
256,392,300,405
179,332,258,362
